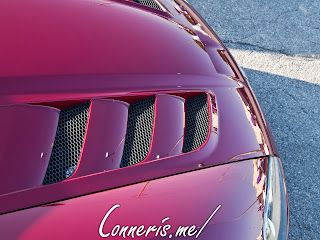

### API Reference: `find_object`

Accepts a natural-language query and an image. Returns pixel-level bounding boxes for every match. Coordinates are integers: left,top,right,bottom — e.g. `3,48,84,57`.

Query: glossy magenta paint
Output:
0,0,216,77
0,0,288,239
0,104,59,194
0,158,267,240
144,94,185,161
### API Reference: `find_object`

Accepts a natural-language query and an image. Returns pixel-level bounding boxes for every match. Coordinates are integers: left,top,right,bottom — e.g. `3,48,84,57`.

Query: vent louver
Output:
43,102,90,185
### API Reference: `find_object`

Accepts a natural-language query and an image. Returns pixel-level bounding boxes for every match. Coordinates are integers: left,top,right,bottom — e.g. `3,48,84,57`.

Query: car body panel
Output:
0,104,59,194
0,0,217,77
0,0,287,239
0,86,269,214
0,158,267,240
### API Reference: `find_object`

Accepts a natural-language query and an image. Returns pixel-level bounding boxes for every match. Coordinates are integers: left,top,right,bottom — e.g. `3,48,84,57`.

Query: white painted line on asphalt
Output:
229,49,320,85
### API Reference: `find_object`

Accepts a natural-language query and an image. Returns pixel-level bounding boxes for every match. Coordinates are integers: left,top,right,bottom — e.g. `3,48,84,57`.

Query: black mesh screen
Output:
120,97,155,168
183,94,209,153
134,0,162,11
43,102,90,185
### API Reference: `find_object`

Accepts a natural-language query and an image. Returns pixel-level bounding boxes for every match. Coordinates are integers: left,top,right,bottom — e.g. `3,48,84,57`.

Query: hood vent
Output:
42,92,213,185
133,0,163,11
43,102,90,185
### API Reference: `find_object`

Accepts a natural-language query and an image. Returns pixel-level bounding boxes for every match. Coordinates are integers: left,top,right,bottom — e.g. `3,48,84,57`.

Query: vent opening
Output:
183,94,209,153
43,101,90,185
42,92,211,184
133,0,162,11
120,97,155,168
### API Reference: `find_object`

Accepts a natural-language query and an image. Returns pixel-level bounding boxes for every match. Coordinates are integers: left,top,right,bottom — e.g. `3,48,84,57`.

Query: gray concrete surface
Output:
188,0,320,239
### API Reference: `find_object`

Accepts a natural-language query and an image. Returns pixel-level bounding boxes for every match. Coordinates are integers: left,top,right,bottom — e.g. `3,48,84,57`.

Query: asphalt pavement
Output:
187,0,320,239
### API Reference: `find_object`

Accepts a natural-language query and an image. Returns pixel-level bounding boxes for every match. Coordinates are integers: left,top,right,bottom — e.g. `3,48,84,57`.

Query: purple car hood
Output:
0,0,276,230
0,0,285,239
0,0,218,78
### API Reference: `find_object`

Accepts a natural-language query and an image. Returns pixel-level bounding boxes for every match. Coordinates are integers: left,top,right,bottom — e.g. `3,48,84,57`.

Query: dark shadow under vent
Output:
43,102,90,185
